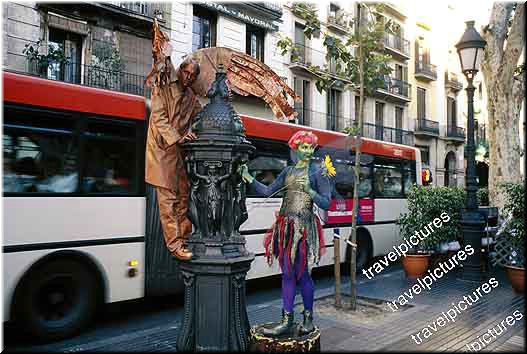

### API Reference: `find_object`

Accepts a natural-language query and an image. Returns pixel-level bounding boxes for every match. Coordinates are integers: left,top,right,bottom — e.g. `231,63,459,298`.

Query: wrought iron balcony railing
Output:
106,1,166,19
379,77,411,99
27,60,150,97
293,109,414,146
415,118,439,135
415,60,437,80
383,32,410,57
446,125,466,139
444,71,463,91
363,122,414,146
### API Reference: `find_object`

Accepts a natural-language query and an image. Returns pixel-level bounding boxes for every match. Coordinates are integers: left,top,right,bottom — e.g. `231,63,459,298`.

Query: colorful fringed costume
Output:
249,154,331,312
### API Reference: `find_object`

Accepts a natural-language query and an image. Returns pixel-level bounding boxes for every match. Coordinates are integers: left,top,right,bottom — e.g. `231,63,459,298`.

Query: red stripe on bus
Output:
240,114,416,160
3,71,145,120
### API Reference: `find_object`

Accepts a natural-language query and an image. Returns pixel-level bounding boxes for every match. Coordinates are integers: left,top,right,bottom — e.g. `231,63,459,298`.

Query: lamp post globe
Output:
456,21,487,282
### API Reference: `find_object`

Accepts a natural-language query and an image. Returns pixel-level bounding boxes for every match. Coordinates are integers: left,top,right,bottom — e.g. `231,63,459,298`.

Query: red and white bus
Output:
3,71,421,341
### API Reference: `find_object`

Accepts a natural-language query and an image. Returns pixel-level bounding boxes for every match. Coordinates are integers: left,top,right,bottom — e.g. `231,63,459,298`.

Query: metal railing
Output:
444,71,463,90
363,122,414,145
415,60,437,80
446,125,466,139
106,1,166,18
293,108,414,146
415,118,439,134
27,60,150,97
383,32,410,56
291,43,350,82
379,76,411,99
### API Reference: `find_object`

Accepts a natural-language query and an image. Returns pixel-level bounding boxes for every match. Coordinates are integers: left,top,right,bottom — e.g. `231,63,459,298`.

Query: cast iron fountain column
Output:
176,65,255,351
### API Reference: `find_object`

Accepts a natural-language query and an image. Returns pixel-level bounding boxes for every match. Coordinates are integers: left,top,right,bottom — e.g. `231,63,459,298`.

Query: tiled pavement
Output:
16,266,526,352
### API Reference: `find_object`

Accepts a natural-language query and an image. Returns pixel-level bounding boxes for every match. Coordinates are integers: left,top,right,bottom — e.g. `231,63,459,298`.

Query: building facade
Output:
3,1,470,187
3,1,171,96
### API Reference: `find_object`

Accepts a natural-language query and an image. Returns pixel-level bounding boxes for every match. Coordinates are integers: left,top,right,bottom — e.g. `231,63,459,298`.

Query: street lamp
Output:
455,21,487,281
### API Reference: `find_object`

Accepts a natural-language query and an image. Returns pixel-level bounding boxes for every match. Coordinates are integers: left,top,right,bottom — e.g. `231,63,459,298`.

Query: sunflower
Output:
323,155,337,177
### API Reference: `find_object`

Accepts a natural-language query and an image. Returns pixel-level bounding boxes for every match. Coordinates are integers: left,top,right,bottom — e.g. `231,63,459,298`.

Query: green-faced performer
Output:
239,130,333,336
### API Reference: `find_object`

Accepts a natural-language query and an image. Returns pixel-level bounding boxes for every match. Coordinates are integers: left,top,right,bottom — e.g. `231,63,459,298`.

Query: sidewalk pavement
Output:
45,266,527,352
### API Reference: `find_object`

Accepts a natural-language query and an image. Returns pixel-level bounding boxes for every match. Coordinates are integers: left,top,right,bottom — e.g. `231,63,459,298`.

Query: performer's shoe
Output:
261,309,295,337
298,309,315,335
172,241,193,261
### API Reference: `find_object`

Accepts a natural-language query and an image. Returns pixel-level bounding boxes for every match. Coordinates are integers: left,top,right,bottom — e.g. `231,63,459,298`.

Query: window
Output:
395,106,403,144
294,77,311,126
417,87,426,119
3,112,78,194
375,101,384,140
334,162,372,198
402,160,417,195
329,3,340,18
327,89,342,131
294,23,307,63
416,145,430,166
192,6,217,52
246,139,289,198
444,151,457,187
3,108,143,196
48,27,82,84
82,118,138,194
246,25,265,62
447,97,457,128
373,158,403,198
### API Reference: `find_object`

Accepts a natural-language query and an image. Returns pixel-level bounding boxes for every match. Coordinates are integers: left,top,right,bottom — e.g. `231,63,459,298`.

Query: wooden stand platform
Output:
249,323,320,352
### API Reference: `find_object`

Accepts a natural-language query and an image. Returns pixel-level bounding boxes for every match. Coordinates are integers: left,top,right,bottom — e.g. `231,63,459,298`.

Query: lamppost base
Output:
176,254,255,352
458,209,486,282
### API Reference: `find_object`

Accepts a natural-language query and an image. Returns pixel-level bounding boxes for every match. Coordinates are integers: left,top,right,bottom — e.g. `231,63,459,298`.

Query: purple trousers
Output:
280,248,314,312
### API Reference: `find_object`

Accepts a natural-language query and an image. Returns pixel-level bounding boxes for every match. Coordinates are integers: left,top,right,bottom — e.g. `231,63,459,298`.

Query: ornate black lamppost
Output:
176,65,255,351
455,21,487,281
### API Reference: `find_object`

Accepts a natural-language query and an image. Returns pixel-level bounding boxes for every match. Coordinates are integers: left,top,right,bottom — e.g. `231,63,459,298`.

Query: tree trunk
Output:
349,42,364,311
480,2,525,212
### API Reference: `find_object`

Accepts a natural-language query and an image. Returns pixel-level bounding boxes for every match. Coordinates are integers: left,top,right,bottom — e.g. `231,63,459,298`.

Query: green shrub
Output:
477,187,489,206
499,182,525,266
397,185,465,252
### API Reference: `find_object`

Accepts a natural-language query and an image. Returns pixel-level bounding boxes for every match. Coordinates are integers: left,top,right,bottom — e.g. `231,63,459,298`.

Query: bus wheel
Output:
344,231,372,273
14,258,99,342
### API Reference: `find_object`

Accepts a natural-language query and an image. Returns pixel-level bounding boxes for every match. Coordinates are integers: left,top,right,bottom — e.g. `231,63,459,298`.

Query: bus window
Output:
3,131,78,193
334,162,372,198
374,158,403,198
402,160,417,195
83,118,138,194
246,155,288,197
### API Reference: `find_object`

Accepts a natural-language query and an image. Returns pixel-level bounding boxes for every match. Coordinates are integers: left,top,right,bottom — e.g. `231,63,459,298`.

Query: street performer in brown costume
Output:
145,19,202,261
144,17,303,260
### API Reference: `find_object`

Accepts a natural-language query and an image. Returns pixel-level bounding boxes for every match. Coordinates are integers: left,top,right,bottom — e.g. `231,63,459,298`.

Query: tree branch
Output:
502,3,525,84
481,3,513,76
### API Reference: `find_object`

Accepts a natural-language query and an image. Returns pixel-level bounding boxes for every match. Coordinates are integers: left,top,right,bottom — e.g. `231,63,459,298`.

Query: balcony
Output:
375,76,411,103
290,43,351,84
414,118,439,137
415,60,437,81
327,10,350,33
363,123,414,146
444,71,463,91
383,32,410,60
445,125,466,142
243,2,283,20
90,2,168,23
26,60,150,97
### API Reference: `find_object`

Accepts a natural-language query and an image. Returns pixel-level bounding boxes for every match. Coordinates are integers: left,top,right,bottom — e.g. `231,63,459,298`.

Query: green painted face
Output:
295,142,315,161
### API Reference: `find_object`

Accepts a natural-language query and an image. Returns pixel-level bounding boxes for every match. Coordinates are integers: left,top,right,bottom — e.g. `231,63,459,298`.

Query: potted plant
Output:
23,40,69,77
498,182,525,293
397,185,465,278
